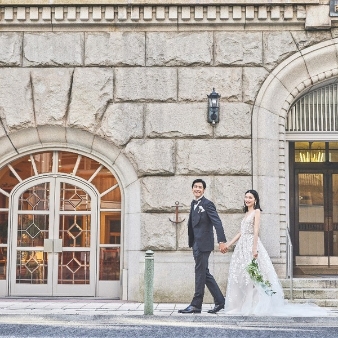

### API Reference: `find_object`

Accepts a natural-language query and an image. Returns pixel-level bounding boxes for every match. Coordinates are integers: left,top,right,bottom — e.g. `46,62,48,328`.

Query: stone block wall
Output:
0,2,335,301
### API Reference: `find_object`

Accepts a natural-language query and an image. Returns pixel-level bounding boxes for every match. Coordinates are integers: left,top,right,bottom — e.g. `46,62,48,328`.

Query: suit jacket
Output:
187,196,226,252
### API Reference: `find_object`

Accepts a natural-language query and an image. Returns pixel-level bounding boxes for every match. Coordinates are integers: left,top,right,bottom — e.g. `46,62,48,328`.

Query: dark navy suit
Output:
187,196,226,308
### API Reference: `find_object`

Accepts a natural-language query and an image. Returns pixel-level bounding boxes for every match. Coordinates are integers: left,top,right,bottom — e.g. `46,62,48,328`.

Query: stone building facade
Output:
0,0,337,302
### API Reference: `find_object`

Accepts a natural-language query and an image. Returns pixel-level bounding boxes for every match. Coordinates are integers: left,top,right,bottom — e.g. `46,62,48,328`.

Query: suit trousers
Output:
191,242,224,308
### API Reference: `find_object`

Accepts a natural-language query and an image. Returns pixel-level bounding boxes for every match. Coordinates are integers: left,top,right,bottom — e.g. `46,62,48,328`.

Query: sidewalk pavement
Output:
0,298,338,318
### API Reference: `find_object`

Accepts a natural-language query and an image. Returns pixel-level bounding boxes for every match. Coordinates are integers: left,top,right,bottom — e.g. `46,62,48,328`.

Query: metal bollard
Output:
144,250,154,315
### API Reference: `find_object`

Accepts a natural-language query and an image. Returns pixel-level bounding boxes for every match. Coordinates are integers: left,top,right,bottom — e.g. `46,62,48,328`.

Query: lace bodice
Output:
226,211,256,289
240,211,255,235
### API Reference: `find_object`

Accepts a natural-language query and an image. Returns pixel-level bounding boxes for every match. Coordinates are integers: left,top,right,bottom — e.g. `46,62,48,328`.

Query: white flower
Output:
198,205,205,213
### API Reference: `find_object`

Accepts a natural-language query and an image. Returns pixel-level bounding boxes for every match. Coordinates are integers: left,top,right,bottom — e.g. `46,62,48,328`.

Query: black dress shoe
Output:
178,305,201,314
207,303,224,314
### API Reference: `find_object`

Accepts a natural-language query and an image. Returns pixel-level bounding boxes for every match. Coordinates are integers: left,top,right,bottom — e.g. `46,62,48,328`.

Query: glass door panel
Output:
298,173,325,257
99,212,121,281
58,251,90,284
296,171,338,266
0,248,7,280
11,176,97,296
53,177,96,296
97,211,121,297
58,214,91,285
330,174,338,264
59,183,91,212
17,214,49,247
16,214,49,284
16,250,48,284
11,180,53,295
60,215,91,248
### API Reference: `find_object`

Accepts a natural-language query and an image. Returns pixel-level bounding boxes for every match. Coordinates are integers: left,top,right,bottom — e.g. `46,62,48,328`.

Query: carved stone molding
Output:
0,4,308,29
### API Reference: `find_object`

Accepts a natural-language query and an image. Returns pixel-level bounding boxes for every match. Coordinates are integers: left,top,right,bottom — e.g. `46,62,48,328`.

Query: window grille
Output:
286,84,338,132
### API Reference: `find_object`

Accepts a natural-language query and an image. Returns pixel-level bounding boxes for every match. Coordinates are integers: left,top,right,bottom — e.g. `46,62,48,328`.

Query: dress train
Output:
224,211,329,316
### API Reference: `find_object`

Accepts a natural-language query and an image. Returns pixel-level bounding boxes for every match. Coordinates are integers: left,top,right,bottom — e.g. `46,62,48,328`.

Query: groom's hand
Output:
219,242,227,254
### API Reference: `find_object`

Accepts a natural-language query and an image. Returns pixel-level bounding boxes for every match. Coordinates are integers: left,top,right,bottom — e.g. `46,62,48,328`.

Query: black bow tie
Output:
193,199,200,205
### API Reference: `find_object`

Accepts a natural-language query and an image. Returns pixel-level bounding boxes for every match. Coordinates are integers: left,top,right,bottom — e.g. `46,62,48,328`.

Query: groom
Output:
178,178,227,314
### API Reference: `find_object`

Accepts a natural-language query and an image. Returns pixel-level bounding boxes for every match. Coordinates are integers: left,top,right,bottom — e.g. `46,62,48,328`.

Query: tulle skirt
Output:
224,235,329,317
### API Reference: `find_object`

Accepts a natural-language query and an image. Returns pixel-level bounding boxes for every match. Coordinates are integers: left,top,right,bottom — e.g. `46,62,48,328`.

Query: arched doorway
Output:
0,150,122,297
287,81,338,274
252,39,338,276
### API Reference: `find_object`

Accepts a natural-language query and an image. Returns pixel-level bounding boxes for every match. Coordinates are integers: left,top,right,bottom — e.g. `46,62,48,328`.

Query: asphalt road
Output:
0,315,337,338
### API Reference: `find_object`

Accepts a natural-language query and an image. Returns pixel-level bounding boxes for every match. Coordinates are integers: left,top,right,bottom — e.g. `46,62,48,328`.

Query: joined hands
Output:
219,242,228,254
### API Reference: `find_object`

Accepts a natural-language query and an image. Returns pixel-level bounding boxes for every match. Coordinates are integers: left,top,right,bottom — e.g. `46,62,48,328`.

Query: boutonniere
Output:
198,206,205,213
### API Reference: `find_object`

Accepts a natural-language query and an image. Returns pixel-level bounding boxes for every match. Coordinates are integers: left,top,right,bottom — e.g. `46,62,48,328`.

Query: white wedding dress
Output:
224,211,329,316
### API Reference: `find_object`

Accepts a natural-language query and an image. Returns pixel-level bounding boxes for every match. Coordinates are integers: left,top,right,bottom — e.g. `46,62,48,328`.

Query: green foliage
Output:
246,258,276,296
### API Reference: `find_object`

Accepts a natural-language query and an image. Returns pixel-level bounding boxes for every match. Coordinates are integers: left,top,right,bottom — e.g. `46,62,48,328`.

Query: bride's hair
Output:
243,189,263,212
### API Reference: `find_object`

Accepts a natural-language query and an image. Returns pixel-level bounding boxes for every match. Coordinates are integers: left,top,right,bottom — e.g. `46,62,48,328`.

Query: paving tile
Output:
0,299,336,317
155,303,176,309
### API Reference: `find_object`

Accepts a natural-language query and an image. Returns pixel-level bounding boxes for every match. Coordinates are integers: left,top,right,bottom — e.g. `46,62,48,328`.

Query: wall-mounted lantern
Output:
207,88,220,125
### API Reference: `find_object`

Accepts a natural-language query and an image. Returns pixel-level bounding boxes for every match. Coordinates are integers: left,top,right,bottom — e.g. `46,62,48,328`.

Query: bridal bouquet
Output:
246,258,276,296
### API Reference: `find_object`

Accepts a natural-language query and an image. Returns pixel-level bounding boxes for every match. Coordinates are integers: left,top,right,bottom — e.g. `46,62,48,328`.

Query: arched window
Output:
287,82,338,133
0,150,121,297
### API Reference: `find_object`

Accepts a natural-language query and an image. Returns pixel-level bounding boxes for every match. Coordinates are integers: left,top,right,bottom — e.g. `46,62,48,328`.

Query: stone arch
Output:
0,126,140,300
252,38,338,260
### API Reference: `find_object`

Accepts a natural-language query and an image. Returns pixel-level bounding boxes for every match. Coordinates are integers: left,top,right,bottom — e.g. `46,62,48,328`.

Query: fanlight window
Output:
287,83,338,132
294,141,338,163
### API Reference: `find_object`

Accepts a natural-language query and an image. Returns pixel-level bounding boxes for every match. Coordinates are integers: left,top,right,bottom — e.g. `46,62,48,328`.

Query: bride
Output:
224,189,328,316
